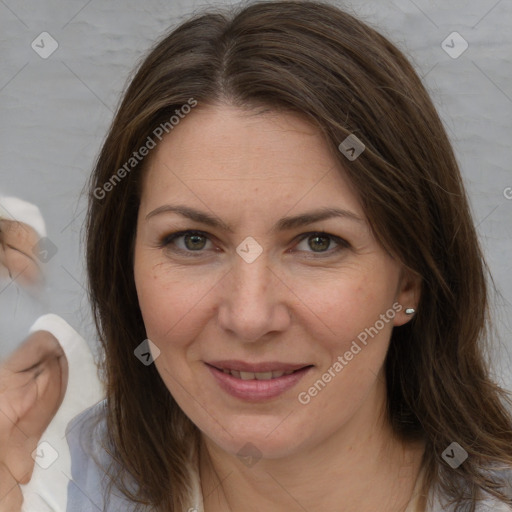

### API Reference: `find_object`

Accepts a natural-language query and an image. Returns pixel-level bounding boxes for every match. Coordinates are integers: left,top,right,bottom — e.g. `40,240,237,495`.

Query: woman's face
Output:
134,105,418,459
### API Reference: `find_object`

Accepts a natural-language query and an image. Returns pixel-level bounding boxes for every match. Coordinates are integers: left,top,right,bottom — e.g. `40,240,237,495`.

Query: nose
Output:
217,252,291,343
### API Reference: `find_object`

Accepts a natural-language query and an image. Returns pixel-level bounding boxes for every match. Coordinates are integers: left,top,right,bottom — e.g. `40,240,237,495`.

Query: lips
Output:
218,368,297,380
207,360,310,378
205,360,313,401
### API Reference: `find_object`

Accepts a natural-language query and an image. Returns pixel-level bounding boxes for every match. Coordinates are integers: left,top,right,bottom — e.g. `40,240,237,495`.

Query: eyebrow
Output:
145,204,364,232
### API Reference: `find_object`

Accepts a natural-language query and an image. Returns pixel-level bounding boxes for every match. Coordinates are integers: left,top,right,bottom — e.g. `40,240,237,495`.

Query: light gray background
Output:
1,0,511,387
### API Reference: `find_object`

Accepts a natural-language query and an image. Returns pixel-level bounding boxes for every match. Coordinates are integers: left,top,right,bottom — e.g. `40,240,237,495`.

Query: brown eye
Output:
160,230,213,255
294,232,349,256
308,234,331,252
183,233,207,250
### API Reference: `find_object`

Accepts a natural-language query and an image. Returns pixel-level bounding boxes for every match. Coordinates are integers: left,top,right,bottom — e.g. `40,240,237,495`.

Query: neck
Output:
199,379,425,512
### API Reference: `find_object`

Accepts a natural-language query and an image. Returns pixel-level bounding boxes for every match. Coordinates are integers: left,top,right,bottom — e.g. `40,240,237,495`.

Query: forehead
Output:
140,105,364,221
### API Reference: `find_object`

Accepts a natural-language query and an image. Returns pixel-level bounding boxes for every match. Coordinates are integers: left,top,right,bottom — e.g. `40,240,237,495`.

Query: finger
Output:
0,462,23,512
0,330,63,375
1,248,42,288
0,244,9,279
0,331,68,483
0,368,43,431
0,331,65,439
0,220,39,257
3,352,67,484
0,220,42,288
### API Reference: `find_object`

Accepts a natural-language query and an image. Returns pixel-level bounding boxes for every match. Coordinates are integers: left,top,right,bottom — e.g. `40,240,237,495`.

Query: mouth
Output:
213,367,301,380
206,360,312,379
205,361,313,401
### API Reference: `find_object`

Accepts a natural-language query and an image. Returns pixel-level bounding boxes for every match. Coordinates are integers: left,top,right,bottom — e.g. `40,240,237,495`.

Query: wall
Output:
1,0,511,386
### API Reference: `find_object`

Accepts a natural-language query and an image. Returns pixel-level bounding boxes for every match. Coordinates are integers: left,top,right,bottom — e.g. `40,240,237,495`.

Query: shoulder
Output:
65,400,145,512
428,466,512,512
478,466,512,511
65,399,109,472
65,401,204,512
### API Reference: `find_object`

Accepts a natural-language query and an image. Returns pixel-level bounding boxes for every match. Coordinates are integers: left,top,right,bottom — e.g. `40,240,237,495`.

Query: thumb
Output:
0,461,23,512
0,330,68,485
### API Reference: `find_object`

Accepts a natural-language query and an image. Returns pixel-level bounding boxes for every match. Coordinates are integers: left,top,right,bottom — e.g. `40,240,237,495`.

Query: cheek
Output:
133,252,214,346
295,268,400,403
298,269,393,347
295,276,396,411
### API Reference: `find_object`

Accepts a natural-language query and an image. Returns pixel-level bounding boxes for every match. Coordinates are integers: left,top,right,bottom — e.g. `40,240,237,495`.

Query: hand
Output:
0,330,68,511
0,220,43,288
0,462,21,512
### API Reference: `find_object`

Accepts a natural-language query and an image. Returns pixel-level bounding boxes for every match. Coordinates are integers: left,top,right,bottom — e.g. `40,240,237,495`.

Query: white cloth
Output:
0,196,46,238
19,314,104,512
0,195,48,358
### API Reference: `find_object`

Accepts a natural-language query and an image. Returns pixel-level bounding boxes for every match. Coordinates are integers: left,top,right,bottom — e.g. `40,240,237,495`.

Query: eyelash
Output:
159,230,349,258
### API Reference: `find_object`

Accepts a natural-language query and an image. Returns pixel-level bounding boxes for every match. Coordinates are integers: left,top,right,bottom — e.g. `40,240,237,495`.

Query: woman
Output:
75,1,512,511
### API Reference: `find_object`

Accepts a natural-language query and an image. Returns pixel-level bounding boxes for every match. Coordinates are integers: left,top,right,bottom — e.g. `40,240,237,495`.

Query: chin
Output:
198,413,313,461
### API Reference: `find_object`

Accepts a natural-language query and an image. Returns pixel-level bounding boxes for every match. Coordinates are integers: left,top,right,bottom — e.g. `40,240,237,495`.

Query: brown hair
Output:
86,1,512,510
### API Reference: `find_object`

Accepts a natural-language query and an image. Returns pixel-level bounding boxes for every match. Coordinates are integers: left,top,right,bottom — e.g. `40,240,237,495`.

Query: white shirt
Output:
65,401,512,512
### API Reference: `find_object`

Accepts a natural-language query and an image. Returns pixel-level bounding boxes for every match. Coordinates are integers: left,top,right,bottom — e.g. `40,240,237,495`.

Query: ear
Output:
0,330,68,485
393,266,421,327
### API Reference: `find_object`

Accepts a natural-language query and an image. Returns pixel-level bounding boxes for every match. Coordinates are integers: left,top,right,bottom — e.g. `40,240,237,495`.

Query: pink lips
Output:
206,360,312,402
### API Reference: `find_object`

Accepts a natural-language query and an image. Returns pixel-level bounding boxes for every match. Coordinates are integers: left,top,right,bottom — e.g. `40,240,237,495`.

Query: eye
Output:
294,232,349,256
160,230,214,255
159,229,349,258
